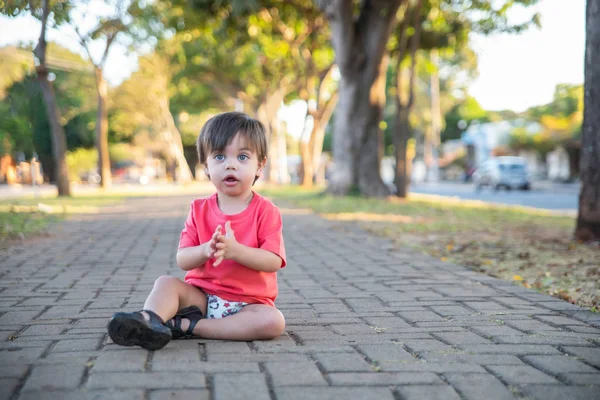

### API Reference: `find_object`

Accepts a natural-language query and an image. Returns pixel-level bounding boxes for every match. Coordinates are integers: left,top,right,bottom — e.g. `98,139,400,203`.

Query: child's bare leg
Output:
190,304,285,341
142,276,208,322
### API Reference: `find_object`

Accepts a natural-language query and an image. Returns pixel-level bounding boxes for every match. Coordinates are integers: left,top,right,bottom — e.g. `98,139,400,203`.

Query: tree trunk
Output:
32,0,70,196
36,69,71,196
94,67,112,188
257,88,285,183
319,0,401,197
427,48,441,182
329,55,391,197
574,0,600,242
394,105,412,197
392,0,423,198
161,98,194,183
300,123,314,187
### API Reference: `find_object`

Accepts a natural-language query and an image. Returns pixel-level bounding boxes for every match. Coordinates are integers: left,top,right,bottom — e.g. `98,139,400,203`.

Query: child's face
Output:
205,133,265,198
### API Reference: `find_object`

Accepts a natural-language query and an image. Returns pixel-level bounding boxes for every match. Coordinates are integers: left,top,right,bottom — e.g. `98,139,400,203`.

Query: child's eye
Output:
238,154,249,161
214,154,225,161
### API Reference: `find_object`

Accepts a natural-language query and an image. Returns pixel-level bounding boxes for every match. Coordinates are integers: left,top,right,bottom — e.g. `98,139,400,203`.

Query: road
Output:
410,181,579,213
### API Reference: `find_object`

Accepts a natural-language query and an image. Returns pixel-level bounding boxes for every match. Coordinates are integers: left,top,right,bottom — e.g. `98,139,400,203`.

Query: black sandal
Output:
165,306,204,339
107,309,172,350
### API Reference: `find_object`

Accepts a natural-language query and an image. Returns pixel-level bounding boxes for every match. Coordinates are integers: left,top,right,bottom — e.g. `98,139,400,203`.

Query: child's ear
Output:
256,157,267,177
204,166,210,179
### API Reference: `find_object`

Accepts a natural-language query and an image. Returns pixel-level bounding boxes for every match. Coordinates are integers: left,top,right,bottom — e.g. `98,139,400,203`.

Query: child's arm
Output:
230,245,282,272
213,221,283,272
177,226,222,271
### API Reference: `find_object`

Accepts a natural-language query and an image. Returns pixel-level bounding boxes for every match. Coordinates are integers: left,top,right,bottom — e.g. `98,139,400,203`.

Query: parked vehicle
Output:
473,156,531,191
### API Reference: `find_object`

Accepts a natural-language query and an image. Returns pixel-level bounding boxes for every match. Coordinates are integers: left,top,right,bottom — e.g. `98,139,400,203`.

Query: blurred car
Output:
473,156,531,191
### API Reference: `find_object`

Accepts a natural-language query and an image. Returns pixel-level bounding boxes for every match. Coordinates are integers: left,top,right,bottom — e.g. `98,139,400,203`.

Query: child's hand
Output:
213,221,238,267
205,225,222,259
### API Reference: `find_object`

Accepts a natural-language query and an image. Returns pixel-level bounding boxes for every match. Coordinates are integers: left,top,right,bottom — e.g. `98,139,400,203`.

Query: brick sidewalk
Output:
1,194,599,400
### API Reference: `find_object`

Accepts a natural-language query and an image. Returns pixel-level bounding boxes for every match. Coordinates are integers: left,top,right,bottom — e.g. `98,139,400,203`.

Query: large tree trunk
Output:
94,67,112,188
257,88,286,183
160,97,193,183
33,0,70,196
319,0,402,197
36,70,71,196
574,0,600,242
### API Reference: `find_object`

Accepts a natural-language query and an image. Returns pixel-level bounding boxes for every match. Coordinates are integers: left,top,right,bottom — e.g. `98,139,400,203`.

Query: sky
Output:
0,0,587,114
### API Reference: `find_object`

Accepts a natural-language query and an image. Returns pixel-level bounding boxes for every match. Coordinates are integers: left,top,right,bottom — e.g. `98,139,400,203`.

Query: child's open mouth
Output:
224,176,238,185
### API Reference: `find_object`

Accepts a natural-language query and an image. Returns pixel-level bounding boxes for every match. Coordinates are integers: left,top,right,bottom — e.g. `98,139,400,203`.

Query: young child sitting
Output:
108,112,286,350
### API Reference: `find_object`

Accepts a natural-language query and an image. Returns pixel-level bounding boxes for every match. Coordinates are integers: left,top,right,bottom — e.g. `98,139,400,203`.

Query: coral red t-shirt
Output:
178,192,286,306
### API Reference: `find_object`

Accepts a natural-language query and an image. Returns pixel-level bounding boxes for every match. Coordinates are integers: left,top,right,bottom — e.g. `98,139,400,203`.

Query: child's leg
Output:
108,276,207,350
143,275,208,322
190,304,285,341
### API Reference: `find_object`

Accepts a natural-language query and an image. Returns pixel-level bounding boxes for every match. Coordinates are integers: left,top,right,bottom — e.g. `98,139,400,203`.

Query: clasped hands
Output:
205,221,238,267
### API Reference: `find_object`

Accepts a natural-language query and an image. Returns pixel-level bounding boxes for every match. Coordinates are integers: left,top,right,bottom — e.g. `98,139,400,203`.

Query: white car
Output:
473,157,531,191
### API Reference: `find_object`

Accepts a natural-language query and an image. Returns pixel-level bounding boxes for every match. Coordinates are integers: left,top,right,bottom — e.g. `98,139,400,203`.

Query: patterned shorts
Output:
206,294,248,319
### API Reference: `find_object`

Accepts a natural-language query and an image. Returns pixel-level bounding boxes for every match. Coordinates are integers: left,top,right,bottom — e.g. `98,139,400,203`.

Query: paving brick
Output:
518,384,600,400
149,389,210,400
396,385,461,400
535,315,585,326
523,355,599,374
433,331,491,345
0,346,48,364
430,305,474,317
274,387,395,400
470,325,525,337
561,346,600,368
420,353,525,365
315,352,373,372
0,378,20,400
493,335,592,346
399,339,454,353
457,344,562,355
86,372,206,389
561,373,600,385
486,365,559,385
213,373,270,400
0,311,40,324
265,361,327,386
357,344,416,362
92,349,148,372
207,352,311,362
154,360,260,373
21,365,85,391
444,373,516,400
397,311,444,323
504,319,560,332
51,338,100,352
328,372,443,386
19,390,146,400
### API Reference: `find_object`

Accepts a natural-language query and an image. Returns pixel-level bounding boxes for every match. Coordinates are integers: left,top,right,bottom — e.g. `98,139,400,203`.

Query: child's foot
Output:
108,310,172,350
165,306,203,339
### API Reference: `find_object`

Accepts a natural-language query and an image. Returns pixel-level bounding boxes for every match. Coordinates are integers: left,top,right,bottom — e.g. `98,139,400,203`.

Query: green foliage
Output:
0,44,96,161
108,143,146,164
508,84,583,155
65,147,97,181
442,96,489,142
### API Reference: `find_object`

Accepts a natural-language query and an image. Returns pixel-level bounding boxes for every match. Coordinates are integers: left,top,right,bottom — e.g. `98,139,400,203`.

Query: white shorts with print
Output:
206,294,248,319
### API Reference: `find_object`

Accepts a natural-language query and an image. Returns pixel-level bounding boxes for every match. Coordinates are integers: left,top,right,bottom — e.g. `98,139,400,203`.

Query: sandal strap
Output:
166,306,204,339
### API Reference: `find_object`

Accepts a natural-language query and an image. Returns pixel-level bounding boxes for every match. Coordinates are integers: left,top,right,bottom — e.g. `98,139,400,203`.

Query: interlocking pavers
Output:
0,194,599,400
